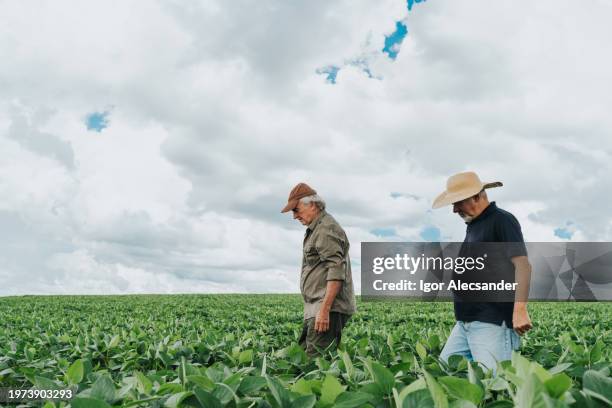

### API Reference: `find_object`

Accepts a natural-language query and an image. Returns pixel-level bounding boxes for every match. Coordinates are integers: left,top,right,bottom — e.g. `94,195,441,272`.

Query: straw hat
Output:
432,171,502,209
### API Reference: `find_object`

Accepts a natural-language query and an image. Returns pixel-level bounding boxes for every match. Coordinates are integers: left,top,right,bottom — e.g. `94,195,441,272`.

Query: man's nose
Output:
293,211,298,219
453,204,459,213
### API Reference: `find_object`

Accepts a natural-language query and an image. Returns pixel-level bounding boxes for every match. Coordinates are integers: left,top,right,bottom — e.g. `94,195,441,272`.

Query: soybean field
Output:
0,295,611,407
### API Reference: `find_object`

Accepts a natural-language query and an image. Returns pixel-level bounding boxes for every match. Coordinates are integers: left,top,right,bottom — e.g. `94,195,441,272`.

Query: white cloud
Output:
1,0,611,295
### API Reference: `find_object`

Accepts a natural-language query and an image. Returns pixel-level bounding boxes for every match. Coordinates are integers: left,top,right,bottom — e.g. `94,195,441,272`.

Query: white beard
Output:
460,214,474,223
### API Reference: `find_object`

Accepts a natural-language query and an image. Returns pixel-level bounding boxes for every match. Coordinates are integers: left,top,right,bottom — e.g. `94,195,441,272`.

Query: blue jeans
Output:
440,321,520,372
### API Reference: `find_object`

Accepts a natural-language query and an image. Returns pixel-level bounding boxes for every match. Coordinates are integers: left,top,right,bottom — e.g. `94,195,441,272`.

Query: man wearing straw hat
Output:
281,182,356,356
433,171,532,371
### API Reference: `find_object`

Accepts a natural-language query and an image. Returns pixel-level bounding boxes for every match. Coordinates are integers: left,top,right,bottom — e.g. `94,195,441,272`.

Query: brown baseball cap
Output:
281,182,317,213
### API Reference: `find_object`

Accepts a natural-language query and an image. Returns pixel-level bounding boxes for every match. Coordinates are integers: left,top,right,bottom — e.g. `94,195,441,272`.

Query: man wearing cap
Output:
432,172,532,372
282,183,356,357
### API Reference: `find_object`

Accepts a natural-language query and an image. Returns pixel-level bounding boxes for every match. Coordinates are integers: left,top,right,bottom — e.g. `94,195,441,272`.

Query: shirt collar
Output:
307,210,326,232
469,201,497,224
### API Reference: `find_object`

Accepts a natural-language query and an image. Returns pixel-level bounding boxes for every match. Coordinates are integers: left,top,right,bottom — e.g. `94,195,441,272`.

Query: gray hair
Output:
300,194,326,211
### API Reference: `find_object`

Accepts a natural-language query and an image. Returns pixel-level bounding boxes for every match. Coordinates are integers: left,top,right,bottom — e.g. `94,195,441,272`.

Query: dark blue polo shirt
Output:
455,202,527,326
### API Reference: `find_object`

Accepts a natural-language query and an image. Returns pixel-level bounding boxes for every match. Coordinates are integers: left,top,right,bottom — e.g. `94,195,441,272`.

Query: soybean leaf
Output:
467,362,483,390
135,371,153,395
194,387,223,408
548,363,573,376
158,383,183,395
416,343,427,360
212,382,237,405
482,401,513,408
66,359,84,385
448,401,477,408
589,340,603,364
107,334,120,349
401,388,434,408
399,377,427,398
514,373,547,408
367,361,395,395
72,398,112,408
334,391,374,408
319,375,346,406
359,382,384,401
223,373,242,392
486,377,509,392
34,376,59,390
438,376,484,405
291,394,316,408
340,350,355,381
261,354,267,376
544,373,572,398
583,370,612,405
423,370,448,408
291,378,313,396
429,335,441,351
239,349,253,364
266,375,291,408
164,391,194,408
239,376,267,395
90,374,116,403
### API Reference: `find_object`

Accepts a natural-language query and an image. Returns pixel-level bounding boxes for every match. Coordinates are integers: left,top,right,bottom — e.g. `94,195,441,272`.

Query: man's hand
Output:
513,302,532,335
315,308,330,333
315,280,342,333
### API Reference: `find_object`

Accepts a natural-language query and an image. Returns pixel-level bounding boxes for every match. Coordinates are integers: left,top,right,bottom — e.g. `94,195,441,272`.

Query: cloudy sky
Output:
1,0,611,295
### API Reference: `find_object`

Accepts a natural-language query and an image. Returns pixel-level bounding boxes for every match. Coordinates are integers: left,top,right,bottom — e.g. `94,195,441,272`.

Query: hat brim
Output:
432,181,503,209
483,181,503,189
281,199,299,213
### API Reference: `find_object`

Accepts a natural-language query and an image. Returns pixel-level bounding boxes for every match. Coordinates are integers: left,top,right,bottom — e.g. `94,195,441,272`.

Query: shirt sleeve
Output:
315,225,348,281
496,213,528,258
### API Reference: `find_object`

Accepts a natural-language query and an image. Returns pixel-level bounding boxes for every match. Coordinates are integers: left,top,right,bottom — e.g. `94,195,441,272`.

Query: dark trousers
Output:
298,312,351,357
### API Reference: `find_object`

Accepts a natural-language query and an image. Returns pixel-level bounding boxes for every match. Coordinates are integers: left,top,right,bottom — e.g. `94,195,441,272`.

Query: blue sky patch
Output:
348,57,376,79
371,228,396,237
316,65,340,84
316,59,380,84
317,0,430,81
554,227,573,240
407,0,427,11
85,111,110,132
420,226,441,241
383,21,408,60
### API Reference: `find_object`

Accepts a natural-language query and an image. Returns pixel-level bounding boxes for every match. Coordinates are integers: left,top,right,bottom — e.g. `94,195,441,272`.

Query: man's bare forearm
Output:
512,255,531,309
320,280,342,312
